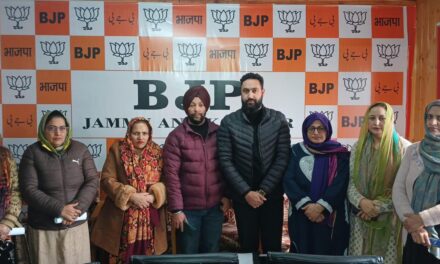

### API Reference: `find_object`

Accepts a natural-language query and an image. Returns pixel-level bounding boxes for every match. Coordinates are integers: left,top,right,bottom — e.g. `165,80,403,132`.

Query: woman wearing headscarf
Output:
91,117,167,264
19,110,99,264
393,100,440,263
283,112,350,255
348,102,410,264
0,135,22,263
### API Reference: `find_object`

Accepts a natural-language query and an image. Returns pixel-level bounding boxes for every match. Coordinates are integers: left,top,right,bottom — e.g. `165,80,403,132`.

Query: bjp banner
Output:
0,1,415,170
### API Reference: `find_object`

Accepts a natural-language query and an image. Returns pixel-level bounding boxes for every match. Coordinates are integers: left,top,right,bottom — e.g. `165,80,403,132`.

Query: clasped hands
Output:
302,203,325,223
358,200,431,247
129,192,155,209
61,202,81,225
357,198,380,221
404,213,431,247
245,191,266,208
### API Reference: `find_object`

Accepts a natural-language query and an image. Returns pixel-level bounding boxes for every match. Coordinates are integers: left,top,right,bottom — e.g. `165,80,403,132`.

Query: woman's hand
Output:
62,220,74,225
404,213,424,233
359,198,379,218
146,193,155,205
411,228,431,247
0,224,11,240
172,212,187,232
61,202,81,222
357,211,372,221
129,192,151,209
303,203,325,223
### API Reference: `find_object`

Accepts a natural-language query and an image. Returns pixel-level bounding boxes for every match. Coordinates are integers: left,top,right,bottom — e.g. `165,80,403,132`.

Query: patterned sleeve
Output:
0,154,22,228
374,199,394,213
347,142,366,209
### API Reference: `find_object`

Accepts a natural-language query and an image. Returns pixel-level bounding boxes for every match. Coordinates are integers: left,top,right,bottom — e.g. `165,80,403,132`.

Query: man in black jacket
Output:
217,72,291,253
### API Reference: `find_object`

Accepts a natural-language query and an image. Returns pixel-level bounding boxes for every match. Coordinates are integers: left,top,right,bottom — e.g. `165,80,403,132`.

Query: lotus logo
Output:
143,8,168,31
8,144,28,163
343,78,367,100
177,43,202,66
74,7,99,30
41,110,67,117
343,11,367,33
109,42,135,65
277,10,301,33
7,76,31,99
211,10,235,32
87,144,102,159
5,6,30,30
311,44,335,66
40,41,66,64
309,110,334,121
377,44,400,67
244,44,269,66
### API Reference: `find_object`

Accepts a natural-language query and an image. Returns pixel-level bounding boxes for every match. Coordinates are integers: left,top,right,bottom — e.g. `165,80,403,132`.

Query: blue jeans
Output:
176,205,224,254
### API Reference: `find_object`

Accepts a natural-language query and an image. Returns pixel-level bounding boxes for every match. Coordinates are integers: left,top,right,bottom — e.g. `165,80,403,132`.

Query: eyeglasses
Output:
307,126,326,133
46,125,68,133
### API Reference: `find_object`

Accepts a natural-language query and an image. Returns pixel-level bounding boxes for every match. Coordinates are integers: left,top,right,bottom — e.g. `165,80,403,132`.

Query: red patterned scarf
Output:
115,118,163,263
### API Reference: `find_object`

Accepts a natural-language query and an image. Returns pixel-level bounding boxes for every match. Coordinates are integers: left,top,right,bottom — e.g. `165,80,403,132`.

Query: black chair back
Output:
266,252,383,264
130,253,239,264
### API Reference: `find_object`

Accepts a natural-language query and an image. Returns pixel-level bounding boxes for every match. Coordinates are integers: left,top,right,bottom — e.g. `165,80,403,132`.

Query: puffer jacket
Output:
163,118,224,211
217,107,291,202
19,140,99,230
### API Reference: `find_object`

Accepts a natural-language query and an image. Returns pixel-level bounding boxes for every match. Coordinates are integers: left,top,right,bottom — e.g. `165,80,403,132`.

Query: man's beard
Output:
242,98,263,114
188,113,205,125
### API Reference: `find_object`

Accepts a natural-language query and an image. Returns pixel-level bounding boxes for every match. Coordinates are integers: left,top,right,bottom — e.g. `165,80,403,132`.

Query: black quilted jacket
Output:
217,107,291,202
